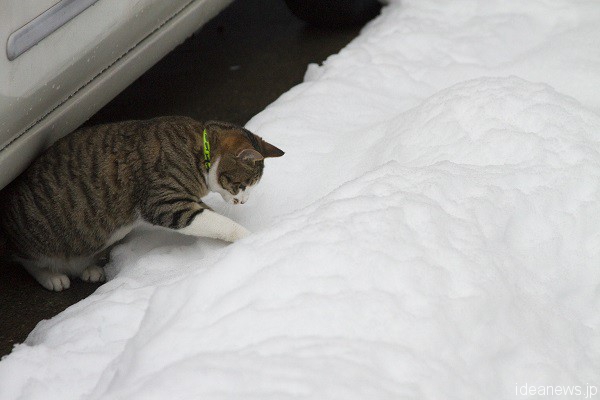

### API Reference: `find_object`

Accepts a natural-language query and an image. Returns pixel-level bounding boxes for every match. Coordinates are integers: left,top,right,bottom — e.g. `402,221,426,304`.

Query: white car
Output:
0,0,234,190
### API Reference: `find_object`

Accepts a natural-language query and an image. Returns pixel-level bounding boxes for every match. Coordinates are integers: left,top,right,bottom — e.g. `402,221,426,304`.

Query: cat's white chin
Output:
223,187,252,205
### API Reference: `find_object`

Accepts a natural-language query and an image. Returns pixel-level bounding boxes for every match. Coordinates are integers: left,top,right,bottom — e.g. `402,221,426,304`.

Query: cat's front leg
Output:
21,263,71,292
178,209,250,242
141,199,250,242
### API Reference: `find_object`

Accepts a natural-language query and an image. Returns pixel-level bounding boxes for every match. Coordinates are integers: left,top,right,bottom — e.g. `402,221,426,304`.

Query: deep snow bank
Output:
92,78,600,399
2,0,600,399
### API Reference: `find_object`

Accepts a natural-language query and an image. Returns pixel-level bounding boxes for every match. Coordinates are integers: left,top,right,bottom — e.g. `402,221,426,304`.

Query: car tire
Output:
283,0,382,29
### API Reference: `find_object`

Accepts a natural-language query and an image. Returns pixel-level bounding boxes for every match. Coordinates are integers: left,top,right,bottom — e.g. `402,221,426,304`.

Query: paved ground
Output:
0,0,372,357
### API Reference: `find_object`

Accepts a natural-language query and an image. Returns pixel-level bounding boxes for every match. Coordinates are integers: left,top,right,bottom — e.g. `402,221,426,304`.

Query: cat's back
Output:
13,119,143,199
15,115,201,191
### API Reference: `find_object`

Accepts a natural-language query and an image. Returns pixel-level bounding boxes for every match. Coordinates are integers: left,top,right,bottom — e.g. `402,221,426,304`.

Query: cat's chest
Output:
104,220,141,249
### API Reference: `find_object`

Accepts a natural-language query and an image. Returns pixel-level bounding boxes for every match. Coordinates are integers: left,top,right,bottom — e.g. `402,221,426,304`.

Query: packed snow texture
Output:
2,0,600,399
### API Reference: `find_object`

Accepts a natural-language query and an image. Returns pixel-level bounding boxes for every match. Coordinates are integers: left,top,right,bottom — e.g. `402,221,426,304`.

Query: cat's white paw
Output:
177,209,251,242
42,274,71,292
81,265,106,283
229,226,251,242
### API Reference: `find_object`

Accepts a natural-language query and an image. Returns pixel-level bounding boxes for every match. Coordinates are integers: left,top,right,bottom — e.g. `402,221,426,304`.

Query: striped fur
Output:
0,116,283,291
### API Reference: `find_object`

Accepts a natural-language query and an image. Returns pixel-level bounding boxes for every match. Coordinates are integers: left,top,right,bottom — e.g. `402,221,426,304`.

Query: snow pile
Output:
2,1,600,399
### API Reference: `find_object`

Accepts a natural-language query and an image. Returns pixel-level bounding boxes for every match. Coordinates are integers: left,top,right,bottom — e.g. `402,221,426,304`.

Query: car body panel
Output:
0,0,233,189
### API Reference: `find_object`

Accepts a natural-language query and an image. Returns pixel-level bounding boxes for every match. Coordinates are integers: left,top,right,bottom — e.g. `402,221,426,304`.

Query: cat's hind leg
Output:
76,247,112,283
80,265,106,283
19,255,106,291
20,260,71,292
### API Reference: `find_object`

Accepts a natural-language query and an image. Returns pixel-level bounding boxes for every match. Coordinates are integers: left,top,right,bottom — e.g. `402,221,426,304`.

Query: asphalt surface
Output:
0,0,373,357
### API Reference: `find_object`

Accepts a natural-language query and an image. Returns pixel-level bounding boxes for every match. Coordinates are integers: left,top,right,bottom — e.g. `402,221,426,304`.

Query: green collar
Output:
202,128,211,171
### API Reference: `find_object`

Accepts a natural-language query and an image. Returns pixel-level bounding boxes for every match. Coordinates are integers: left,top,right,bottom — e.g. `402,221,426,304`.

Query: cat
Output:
0,116,284,291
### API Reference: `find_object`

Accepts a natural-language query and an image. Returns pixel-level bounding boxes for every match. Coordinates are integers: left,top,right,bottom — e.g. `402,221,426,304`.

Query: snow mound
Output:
83,78,600,399
2,0,600,398
383,77,600,168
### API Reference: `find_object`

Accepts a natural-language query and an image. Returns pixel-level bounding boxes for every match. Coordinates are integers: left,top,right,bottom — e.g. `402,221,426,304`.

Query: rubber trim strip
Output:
7,0,101,61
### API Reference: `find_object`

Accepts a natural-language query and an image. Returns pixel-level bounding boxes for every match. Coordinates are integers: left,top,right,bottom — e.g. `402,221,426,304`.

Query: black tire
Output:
283,0,383,29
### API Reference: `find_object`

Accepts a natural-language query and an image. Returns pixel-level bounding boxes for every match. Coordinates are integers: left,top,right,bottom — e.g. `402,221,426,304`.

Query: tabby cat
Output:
0,116,284,291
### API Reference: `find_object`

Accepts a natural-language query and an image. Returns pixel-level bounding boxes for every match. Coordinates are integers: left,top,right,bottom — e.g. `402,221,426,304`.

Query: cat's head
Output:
204,122,284,205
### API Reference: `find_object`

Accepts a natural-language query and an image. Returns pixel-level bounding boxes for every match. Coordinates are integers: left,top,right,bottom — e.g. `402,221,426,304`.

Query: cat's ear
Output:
259,139,285,158
236,148,264,164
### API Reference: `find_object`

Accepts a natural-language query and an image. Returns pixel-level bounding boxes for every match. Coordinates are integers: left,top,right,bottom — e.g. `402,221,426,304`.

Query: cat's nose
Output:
233,199,239,204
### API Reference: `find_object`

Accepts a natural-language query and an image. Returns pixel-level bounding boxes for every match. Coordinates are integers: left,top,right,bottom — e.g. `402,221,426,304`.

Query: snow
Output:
2,0,600,398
